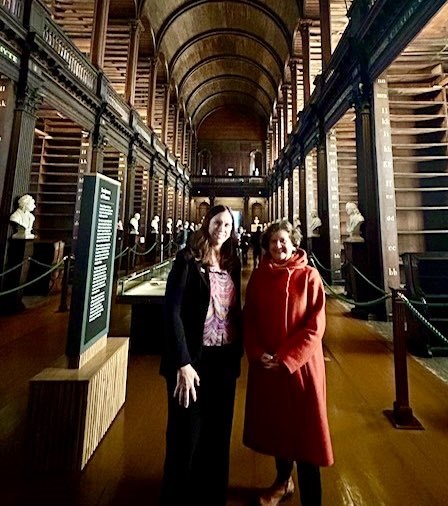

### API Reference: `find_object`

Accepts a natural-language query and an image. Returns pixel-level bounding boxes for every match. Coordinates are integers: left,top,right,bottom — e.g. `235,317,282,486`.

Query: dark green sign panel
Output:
67,174,120,357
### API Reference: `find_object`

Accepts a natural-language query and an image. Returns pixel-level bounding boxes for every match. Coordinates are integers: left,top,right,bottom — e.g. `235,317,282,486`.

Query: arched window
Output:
197,149,211,175
249,150,264,176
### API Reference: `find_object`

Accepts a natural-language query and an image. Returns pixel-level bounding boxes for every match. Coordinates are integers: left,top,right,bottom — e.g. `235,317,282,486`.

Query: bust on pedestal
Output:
2,195,36,313
309,209,322,237
346,202,365,242
129,213,140,237
10,194,36,239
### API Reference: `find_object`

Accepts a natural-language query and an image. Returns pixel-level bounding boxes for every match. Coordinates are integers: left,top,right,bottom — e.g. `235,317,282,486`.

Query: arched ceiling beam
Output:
185,75,272,111
196,100,267,131
168,29,284,79
155,0,291,52
192,90,270,124
178,54,278,98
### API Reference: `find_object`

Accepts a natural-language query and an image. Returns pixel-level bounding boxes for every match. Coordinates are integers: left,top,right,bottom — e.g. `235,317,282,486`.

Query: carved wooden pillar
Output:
319,0,332,70
289,166,299,225
289,59,298,125
90,103,107,175
146,58,157,129
162,84,170,145
181,117,188,166
90,0,111,68
0,85,41,272
300,22,311,104
354,76,400,318
299,161,310,245
124,20,143,106
124,135,138,228
172,103,179,155
173,177,179,221
276,104,283,152
316,128,342,282
282,84,290,142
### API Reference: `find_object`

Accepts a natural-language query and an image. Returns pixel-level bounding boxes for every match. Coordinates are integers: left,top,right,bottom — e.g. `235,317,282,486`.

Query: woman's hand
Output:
174,364,200,408
260,353,281,370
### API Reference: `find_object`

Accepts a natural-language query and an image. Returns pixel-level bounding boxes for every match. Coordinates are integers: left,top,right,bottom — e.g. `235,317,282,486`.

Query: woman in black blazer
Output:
160,205,242,506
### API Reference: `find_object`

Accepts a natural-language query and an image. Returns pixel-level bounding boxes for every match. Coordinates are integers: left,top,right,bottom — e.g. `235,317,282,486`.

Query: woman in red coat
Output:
243,220,333,506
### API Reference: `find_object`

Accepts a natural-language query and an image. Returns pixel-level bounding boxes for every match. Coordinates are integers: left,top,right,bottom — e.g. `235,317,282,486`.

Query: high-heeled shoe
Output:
258,476,295,506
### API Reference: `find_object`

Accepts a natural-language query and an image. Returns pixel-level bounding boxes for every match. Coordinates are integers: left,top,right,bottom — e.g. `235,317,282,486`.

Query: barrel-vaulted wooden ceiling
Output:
46,0,352,131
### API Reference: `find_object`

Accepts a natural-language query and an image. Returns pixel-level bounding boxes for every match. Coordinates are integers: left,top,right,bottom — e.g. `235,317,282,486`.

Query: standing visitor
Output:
243,219,333,506
160,205,242,506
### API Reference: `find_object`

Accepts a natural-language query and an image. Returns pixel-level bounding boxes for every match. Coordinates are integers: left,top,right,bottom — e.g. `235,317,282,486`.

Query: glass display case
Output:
115,258,175,353
116,258,174,305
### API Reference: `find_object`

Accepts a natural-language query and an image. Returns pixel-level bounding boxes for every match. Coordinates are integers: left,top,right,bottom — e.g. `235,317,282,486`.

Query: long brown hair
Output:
189,205,239,271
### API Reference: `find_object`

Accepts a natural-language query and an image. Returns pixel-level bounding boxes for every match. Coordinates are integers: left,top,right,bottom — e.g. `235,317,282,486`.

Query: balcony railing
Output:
190,175,268,197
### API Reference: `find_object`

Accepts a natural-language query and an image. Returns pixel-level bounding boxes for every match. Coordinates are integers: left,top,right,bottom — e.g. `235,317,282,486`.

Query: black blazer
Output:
160,248,242,380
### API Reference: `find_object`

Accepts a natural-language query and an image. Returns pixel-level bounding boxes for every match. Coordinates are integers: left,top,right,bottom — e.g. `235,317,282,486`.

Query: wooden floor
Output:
1,263,448,505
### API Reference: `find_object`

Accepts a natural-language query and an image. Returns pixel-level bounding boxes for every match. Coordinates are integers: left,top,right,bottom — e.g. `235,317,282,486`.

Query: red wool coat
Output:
243,250,334,466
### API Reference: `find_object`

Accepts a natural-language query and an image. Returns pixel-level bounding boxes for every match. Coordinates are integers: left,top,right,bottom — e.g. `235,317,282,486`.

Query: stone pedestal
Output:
0,238,34,314
27,337,129,472
344,241,382,319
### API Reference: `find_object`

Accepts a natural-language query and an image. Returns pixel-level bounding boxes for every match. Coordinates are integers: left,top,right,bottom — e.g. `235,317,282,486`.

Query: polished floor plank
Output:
1,269,448,504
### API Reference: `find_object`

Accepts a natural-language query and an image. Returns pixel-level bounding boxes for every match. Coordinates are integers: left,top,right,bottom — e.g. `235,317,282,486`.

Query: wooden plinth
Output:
27,337,129,471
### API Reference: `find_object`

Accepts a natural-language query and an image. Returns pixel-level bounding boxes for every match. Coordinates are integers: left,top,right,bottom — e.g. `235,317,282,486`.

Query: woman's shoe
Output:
258,477,294,506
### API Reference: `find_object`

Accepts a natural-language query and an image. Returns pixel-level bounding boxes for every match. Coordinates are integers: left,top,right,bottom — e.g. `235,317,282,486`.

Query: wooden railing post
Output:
384,289,424,429
58,255,71,312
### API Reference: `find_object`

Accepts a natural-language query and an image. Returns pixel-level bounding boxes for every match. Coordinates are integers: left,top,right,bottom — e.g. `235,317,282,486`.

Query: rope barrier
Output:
310,256,391,307
349,263,388,295
132,242,158,256
0,257,66,297
29,257,62,269
309,252,345,274
114,246,130,259
397,291,448,346
0,259,28,278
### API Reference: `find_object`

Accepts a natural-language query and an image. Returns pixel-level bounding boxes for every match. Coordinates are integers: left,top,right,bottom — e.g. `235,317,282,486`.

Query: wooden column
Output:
276,105,283,152
181,117,188,166
0,84,41,273
282,84,290,142
90,0,111,68
354,76,400,318
124,137,137,227
146,58,157,129
299,161,310,245
289,166,300,225
161,84,170,145
173,177,179,221
319,0,332,70
289,59,299,126
300,21,311,104
172,104,179,155
316,129,342,282
124,20,143,106
243,195,249,228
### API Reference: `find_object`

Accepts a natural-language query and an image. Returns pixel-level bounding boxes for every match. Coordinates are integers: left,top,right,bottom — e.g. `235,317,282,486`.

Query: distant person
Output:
10,194,36,239
160,205,242,506
243,219,333,506
251,226,262,268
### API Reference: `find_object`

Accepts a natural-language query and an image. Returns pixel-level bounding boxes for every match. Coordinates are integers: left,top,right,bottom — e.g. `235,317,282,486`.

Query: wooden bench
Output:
401,252,448,357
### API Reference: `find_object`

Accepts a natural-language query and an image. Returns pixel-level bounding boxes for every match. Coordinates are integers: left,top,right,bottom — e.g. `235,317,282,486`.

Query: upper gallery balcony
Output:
190,175,268,198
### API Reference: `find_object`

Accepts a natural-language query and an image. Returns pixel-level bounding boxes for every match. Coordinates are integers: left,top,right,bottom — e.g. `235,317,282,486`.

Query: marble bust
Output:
165,217,173,235
151,215,160,234
129,213,140,235
309,210,322,237
10,194,36,239
346,201,365,242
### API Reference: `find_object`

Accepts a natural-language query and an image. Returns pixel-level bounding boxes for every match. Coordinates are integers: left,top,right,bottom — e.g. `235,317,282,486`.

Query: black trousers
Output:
160,346,238,506
276,458,322,506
